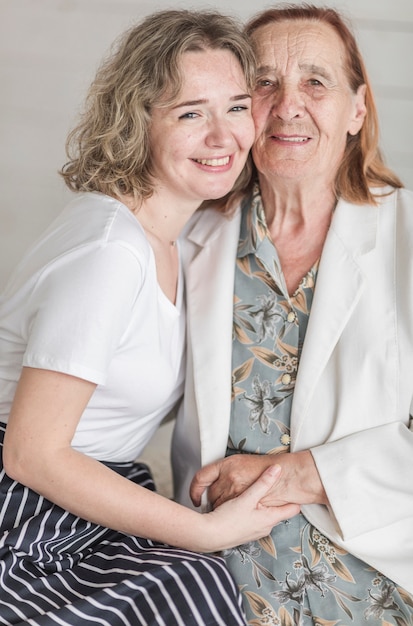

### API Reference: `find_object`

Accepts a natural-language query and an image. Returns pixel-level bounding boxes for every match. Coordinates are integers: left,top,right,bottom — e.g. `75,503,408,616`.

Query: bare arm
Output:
3,367,299,553
190,451,328,510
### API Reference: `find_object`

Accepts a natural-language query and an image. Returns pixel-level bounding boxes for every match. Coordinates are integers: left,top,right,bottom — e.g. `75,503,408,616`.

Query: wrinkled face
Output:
251,19,366,187
149,48,255,205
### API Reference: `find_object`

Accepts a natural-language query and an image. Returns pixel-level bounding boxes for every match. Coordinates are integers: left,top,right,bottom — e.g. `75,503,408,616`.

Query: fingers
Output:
195,462,282,509
190,461,221,507
265,502,301,522
249,467,300,532
209,478,237,510
238,464,282,506
204,465,300,549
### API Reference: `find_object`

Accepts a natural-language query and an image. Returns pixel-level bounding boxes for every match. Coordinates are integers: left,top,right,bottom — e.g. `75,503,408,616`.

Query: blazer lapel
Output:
183,208,241,463
291,199,378,445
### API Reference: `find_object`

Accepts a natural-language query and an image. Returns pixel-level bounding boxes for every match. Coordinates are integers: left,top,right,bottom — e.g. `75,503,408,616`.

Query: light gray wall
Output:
1,0,412,288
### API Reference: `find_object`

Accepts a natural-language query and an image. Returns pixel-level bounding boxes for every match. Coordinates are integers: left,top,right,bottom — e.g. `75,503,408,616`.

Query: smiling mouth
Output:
194,156,230,166
272,136,309,143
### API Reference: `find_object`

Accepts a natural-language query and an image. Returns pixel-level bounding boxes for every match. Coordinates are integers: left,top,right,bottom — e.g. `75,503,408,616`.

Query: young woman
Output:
0,10,299,625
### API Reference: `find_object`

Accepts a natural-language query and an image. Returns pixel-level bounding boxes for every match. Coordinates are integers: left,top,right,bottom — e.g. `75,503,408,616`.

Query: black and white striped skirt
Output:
0,423,246,625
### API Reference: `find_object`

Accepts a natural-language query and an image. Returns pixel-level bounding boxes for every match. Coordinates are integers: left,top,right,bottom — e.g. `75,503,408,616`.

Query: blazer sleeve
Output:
310,421,413,540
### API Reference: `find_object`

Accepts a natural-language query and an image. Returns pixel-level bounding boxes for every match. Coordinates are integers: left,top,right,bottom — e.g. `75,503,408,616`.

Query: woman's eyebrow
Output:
256,64,276,75
173,99,208,109
299,63,334,81
257,63,333,82
173,93,251,109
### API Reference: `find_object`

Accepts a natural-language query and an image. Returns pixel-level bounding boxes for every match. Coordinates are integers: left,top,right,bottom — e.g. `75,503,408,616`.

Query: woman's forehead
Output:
252,20,347,72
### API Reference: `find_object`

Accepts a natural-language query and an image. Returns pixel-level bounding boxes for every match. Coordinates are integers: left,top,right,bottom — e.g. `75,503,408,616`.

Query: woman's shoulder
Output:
371,185,413,208
60,192,150,256
394,185,413,206
2,193,150,298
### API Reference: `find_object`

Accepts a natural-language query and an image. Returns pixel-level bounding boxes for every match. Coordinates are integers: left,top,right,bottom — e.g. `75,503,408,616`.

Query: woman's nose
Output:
205,119,233,148
271,84,304,121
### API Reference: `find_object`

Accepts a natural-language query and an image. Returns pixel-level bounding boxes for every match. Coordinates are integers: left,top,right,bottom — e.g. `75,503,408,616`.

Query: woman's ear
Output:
348,83,367,136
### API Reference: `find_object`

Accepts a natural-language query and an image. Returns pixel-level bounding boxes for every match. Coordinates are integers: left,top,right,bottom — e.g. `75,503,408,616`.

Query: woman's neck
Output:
257,174,336,296
119,190,200,246
259,174,337,231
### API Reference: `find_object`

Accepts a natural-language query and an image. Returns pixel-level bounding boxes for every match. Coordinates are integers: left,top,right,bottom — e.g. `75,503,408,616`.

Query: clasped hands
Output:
190,450,328,510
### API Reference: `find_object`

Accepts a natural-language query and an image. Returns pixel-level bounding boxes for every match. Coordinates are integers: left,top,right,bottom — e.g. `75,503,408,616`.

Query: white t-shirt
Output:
0,193,185,462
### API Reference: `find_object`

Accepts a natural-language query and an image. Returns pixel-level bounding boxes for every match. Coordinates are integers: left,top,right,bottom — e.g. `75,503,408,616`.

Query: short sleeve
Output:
23,242,143,384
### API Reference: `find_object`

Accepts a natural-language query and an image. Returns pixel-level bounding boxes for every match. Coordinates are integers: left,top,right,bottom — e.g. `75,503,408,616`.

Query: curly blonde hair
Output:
60,9,256,208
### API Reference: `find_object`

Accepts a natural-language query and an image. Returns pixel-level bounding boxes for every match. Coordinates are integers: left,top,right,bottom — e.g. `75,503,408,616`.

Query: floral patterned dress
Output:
223,186,413,626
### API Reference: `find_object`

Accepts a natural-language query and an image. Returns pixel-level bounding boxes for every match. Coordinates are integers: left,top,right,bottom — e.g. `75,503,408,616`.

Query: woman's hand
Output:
198,464,300,552
190,452,329,510
191,453,274,508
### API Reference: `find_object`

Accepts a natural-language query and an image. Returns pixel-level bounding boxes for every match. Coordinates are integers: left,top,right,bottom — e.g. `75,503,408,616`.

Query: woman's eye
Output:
255,79,277,93
179,112,198,120
230,105,249,112
308,78,323,87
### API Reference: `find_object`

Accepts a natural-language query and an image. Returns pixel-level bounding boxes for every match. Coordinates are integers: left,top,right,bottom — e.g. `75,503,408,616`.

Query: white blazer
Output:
172,187,413,594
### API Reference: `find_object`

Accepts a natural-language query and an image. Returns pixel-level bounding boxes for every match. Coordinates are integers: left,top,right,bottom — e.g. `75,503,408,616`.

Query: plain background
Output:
1,0,412,495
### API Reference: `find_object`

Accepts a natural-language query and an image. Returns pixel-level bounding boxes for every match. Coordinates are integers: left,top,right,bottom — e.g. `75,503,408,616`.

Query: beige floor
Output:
137,420,174,499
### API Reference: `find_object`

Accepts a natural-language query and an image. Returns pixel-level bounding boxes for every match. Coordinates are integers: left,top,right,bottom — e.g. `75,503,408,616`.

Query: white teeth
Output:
276,137,307,142
196,156,230,166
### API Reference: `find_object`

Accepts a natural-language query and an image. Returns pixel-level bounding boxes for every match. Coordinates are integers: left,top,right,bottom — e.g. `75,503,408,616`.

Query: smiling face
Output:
251,19,366,189
148,48,255,207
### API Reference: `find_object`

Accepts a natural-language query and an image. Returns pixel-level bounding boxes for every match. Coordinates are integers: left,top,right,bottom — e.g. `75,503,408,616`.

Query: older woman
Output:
0,9,300,626
174,4,413,624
